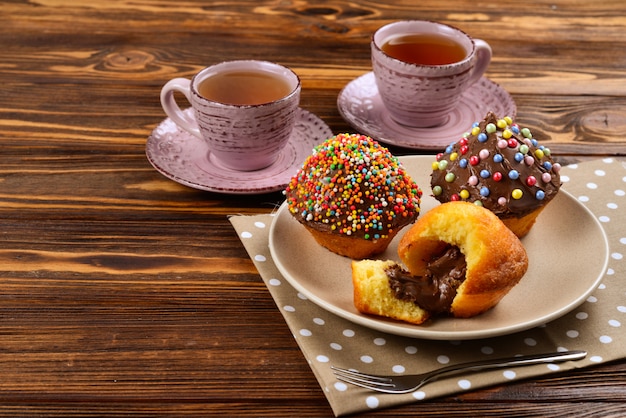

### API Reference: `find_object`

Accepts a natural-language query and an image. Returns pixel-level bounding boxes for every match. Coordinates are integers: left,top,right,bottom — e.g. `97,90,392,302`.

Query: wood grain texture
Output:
1,0,625,416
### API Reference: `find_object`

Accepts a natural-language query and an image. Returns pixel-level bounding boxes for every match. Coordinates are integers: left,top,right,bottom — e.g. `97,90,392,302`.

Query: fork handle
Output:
431,350,587,378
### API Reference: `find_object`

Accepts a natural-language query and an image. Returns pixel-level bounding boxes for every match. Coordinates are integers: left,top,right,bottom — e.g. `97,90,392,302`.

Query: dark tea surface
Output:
198,70,292,105
381,33,467,65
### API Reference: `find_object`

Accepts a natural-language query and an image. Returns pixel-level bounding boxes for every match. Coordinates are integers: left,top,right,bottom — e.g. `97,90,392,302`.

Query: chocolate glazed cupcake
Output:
430,112,561,238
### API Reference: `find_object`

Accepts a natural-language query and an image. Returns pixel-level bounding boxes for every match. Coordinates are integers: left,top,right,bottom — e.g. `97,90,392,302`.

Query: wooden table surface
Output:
2,1,626,416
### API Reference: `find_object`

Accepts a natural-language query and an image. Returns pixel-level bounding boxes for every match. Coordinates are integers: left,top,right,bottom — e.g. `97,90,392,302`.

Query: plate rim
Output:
269,155,609,340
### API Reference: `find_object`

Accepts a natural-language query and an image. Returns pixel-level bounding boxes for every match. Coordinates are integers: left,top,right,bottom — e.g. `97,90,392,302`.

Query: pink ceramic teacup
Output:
160,60,301,171
372,20,492,128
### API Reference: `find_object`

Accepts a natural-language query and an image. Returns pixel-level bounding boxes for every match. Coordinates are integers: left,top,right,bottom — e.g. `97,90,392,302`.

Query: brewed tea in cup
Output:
372,20,492,128
160,60,301,171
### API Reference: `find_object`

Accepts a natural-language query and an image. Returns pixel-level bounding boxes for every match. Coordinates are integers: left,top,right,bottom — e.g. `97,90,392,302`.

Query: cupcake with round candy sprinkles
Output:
284,133,422,259
430,111,561,238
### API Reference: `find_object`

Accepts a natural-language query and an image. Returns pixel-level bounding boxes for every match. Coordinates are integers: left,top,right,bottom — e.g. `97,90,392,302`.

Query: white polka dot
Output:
343,329,355,337
412,391,426,400
567,164,579,169
392,365,405,373
598,216,610,223
254,254,266,262
576,311,588,320
458,379,471,390
611,252,623,260
405,346,418,354
297,292,307,300
587,182,598,189
313,317,325,325
299,329,312,337
360,355,374,364
316,355,329,363
547,364,560,371
578,195,590,202
561,175,571,182
594,170,606,177
607,203,618,209
481,346,494,355
240,231,252,238
600,335,613,344
598,283,606,290
283,305,295,312
330,342,342,350
587,295,598,303
590,355,603,363
615,189,625,197
254,221,266,228
437,355,450,364
334,382,348,391
620,237,626,245
602,158,614,164
606,268,614,275
373,338,386,346
268,278,281,286
524,338,537,346
617,306,626,313
609,319,621,327
503,370,516,380
566,330,579,338
366,396,379,409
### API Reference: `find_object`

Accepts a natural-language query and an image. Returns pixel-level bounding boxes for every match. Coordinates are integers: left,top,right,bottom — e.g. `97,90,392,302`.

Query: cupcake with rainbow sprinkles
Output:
430,112,561,238
284,133,422,259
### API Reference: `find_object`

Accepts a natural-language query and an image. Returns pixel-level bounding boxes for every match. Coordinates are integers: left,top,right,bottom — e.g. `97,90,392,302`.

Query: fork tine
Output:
334,374,396,392
330,366,392,383
330,366,398,392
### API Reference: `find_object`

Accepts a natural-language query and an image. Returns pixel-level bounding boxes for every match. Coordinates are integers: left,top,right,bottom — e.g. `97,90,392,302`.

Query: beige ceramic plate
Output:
269,156,609,340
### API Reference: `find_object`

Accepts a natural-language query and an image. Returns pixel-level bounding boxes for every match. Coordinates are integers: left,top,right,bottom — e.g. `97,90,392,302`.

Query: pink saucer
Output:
146,108,333,194
337,72,516,150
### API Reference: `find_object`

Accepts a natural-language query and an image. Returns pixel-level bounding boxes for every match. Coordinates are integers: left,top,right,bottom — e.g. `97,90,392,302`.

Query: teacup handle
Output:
160,78,203,139
468,39,492,85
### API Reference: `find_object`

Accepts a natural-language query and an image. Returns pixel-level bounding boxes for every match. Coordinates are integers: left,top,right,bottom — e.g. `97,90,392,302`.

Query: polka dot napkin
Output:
229,157,626,417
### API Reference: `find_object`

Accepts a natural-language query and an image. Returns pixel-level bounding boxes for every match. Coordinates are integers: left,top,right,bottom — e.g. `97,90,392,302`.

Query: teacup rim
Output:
190,59,301,108
371,20,478,68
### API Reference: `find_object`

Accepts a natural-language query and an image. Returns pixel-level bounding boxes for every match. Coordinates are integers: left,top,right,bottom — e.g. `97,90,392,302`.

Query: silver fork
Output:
331,350,587,394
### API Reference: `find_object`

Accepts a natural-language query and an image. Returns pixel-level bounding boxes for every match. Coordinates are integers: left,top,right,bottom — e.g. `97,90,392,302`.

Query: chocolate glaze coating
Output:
430,112,561,219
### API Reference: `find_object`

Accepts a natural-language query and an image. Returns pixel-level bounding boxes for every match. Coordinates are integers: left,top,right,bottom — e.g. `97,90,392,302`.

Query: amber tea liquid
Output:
198,70,292,106
381,33,468,66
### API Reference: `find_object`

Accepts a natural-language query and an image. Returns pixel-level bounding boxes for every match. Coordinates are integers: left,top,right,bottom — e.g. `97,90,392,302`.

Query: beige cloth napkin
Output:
229,158,626,417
